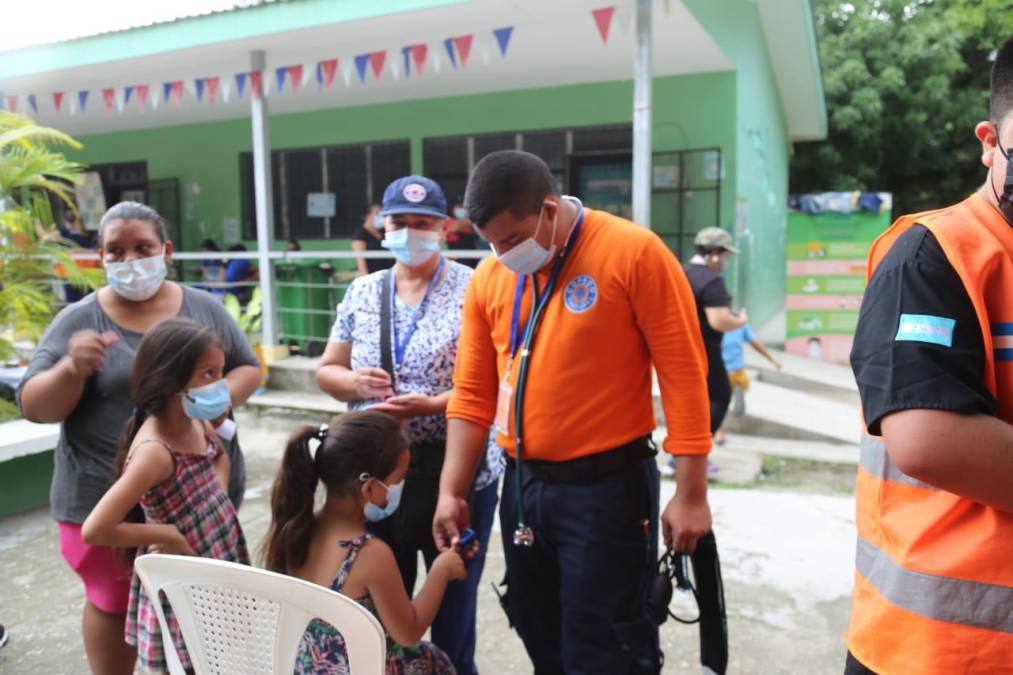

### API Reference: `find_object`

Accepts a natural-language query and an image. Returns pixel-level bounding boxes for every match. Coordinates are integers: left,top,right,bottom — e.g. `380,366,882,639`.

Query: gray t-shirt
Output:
16,286,259,523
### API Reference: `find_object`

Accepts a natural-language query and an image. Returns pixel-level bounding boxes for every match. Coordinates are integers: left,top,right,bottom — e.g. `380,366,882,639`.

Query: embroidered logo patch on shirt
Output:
895,314,956,347
564,275,598,314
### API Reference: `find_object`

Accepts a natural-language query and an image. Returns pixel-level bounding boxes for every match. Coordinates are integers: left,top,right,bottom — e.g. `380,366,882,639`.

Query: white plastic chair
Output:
134,554,386,675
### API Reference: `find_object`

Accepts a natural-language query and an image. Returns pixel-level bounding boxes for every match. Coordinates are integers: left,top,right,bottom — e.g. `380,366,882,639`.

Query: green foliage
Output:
791,0,1012,215
0,111,102,362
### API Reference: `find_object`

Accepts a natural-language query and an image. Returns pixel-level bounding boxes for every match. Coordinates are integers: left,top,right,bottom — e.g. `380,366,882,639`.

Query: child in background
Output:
714,324,782,445
82,318,249,672
262,411,464,675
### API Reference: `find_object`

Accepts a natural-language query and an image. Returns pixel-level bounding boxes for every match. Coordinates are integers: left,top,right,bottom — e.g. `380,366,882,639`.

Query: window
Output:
651,148,722,260
241,140,410,239
423,136,469,206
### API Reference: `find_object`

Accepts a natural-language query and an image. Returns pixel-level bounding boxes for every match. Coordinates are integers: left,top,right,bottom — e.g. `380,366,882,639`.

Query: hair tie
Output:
315,424,329,441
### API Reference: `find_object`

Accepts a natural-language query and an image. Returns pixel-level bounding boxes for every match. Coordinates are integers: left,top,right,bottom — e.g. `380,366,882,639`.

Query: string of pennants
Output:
0,26,516,116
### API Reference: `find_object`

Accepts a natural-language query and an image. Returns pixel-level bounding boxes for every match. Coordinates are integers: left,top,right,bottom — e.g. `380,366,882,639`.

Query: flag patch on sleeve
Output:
895,314,955,347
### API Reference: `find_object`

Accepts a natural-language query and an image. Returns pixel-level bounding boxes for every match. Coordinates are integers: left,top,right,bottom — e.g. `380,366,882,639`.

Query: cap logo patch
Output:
403,183,428,203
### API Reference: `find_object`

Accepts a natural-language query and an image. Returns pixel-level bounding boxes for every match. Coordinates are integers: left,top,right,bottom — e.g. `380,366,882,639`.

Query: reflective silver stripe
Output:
859,435,937,490
857,537,1013,634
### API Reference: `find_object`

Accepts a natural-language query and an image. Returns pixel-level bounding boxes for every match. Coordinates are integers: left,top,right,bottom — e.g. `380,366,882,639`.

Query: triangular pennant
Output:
69,98,77,116
53,92,64,113
78,90,89,113
433,49,442,74
221,79,232,104
28,94,38,114
275,66,287,93
354,54,370,83
116,91,125,114
494,26,514,56
592,7,616,44
124,86,134,106
444,38,457,69
453,35,474,68
151,88,160,110
410,44,427,76
477,34,491,64
369,51,386,80
302,64,312,89
616,2,634,33
321,59,338,89
390,56,400,81
137,85,149,112
172,81,184,106
6,95,17,113
103,88,115,112
207,77,220,105
341,61,354,87
163,82,173,103
250,71,263,99
316,62,323,90
235,72,248,99
195,78,206,102
288,65,303,94
402,46,412,79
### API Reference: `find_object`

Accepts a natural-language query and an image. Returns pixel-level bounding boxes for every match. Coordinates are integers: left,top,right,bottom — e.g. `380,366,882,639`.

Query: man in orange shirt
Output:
433,150,713,673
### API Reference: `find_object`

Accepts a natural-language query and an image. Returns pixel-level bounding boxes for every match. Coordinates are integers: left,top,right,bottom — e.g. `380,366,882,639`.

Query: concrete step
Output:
745,348,859,405
267,356,322,393
243,389,345,415
719,432,857,465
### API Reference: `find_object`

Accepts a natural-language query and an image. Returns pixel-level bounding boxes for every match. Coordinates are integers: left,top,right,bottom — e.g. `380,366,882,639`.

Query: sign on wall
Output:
307,193,336,218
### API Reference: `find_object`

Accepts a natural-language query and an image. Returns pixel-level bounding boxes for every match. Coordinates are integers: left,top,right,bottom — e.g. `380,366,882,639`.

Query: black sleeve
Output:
850,225,995,434
700,275,731,309
351,225,367,242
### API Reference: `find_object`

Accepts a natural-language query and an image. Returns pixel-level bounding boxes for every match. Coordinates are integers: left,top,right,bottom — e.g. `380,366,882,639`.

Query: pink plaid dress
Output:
124,435,249,672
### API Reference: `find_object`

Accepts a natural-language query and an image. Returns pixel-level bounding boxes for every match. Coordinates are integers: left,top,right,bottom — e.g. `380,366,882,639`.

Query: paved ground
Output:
0,409,855,674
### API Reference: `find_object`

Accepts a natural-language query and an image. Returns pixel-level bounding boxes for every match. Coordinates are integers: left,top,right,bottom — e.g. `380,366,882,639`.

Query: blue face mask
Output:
181,379,231,421
373,214,384,229
362,477,404,522
381,227,441,267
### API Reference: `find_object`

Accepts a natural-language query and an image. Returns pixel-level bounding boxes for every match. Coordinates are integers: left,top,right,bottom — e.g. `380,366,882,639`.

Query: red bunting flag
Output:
321,59,338,89
250,71,263,99
103,88,116,112
411,44,428,76
368,51,386,80
207,77,220,105
137,85,149,112
288,65,304,94
171,81,184,106
592,6,616,44
5,95,16,113
453,35,474,68
53,92,64,113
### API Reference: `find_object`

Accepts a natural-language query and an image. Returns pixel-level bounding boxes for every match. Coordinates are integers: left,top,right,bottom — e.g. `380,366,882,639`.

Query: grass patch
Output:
756,455,856,495
0,398,20,423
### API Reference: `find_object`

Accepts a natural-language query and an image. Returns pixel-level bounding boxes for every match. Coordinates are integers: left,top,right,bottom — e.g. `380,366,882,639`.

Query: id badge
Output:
495,380,513,435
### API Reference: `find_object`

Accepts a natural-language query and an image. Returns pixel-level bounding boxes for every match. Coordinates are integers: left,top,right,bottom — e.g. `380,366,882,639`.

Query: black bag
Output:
380,270,446,552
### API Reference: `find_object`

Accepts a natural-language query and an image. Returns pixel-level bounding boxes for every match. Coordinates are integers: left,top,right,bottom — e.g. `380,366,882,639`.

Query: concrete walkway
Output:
0,410,855,674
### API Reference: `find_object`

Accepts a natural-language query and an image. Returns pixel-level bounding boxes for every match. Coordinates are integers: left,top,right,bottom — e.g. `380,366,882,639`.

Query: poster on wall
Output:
785,194,892,365
307,192,337,218
74,171,107,231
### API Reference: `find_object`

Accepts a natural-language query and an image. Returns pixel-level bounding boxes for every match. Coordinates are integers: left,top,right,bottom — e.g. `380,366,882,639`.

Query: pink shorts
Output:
58,522,132,614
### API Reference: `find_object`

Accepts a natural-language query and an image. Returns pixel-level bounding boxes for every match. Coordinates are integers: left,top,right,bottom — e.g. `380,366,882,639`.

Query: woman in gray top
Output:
17,202,261,675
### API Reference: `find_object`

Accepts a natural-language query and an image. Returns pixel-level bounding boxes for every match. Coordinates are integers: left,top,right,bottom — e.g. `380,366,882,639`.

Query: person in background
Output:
445,199,483,269
16,202,260,675
663,227,747,479
200,238,225,298
264,412,461,674
225,244,255,304
317,176,501,675
352,203,394,276
287,238,302,252
59,215,99,304
713,323,781,446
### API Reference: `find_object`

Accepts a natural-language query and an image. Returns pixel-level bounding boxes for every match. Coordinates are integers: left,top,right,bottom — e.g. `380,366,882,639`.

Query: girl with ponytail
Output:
263,411,464,674
82,318,249,673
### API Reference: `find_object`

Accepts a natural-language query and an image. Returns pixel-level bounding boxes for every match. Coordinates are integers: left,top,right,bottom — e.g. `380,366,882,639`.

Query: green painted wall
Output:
688,0,792,334
0,451,53,518
71,71,738,253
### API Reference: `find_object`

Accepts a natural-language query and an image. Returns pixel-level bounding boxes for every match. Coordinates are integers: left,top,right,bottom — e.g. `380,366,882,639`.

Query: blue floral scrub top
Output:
330,259,502,490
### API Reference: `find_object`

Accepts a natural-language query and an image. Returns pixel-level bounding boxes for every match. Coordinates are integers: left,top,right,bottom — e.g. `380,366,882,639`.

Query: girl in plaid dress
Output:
83,318,249,672
262,412,465,674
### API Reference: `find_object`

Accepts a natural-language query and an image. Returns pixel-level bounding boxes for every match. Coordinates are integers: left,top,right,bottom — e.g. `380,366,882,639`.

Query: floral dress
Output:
124,435,250,672
294,534,455,675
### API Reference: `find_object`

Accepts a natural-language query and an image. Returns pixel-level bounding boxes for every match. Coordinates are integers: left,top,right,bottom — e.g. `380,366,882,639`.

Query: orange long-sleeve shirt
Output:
447,207,711,461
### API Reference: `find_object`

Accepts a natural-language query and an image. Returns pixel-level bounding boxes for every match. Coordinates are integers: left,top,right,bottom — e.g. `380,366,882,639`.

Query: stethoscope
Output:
507,198,585,547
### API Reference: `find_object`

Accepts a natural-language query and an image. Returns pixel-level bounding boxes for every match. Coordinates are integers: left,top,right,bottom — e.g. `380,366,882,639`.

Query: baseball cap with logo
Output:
694,227,740,254
380,175,448,219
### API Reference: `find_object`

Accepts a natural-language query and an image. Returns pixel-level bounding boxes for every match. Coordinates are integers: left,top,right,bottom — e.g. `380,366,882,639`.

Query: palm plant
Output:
0,111,101,363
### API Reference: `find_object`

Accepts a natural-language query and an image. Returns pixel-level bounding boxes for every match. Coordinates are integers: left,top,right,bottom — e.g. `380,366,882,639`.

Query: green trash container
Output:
275,261,340,355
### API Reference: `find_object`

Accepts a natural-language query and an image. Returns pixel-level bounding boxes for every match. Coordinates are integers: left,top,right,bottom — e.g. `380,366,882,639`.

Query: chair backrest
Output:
134,554,386,675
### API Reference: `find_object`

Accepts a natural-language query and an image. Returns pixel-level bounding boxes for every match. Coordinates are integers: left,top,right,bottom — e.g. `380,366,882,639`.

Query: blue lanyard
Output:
391,257,445,368
508,208,586,359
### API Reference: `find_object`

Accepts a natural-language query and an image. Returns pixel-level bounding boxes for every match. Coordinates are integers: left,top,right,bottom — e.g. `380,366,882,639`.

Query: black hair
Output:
695,245,724,256
991,37,1013,127
287,237,302,250
201,238,220,251
261,411,408,574
464,150,557,228
98,201,168,246
228,243,247,252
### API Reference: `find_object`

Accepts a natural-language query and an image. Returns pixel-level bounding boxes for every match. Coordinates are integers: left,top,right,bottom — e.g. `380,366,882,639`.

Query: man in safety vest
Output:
846,37,1013,674
433,150,713,673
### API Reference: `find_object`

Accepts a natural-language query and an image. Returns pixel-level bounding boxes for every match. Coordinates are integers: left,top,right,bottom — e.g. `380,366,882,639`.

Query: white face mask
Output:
496,206,558,276
105,249,167,302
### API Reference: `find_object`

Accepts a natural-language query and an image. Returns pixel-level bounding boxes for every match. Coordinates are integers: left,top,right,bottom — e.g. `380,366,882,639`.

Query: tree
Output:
0,111,100,365
790,0,1012,216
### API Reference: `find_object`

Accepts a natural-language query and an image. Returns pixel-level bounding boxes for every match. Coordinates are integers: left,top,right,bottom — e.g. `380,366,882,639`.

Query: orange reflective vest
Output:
849,194,1013,674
